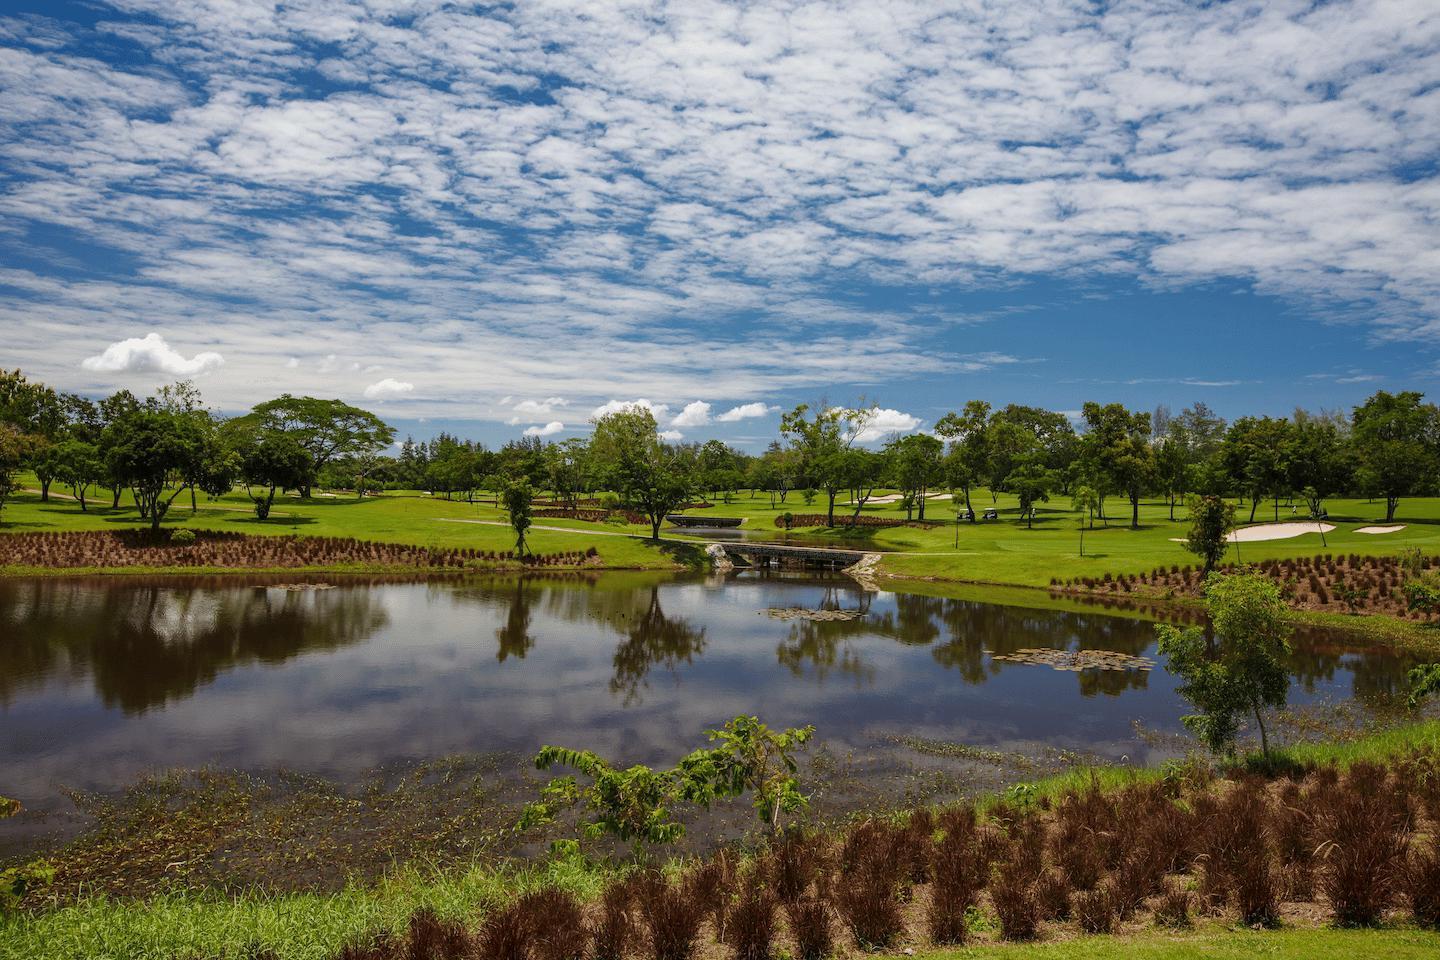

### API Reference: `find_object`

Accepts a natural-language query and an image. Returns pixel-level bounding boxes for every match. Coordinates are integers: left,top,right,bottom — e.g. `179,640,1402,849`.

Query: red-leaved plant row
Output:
0,531,600,570
774,515,940,529
533,508,650,525
292,750,1440,960
1051,553,1440,619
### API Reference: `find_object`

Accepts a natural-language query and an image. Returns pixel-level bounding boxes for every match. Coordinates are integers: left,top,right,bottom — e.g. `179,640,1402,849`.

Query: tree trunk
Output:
826,491,836,527
1131,495,1140,530
1248,497,1259,523
1253,703,1269,757
39,479,50,502
190,485,197,512
964,486,975,522
650,514,662,540
918,492,926,521
112,487,122,509
1387,497,1398,522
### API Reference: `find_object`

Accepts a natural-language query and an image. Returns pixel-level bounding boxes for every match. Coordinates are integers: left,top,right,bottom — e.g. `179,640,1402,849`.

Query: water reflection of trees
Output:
0,579,388,713
608,586,707,704
1283,625,1412,705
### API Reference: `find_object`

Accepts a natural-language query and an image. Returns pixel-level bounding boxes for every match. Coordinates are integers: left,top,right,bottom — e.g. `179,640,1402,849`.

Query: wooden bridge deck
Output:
716,542,869,568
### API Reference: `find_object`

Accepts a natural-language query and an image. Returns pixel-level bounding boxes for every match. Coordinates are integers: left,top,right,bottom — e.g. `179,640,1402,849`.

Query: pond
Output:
0,572,1415,818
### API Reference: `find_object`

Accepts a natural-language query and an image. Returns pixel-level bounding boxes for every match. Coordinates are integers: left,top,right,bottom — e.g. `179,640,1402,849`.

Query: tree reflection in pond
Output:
0,578,388,713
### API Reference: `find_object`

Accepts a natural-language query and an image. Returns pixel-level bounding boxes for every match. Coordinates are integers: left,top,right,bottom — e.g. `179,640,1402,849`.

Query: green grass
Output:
8,479,1440,590
0,482,694,574
5,720,1437,960
909,927,1440,959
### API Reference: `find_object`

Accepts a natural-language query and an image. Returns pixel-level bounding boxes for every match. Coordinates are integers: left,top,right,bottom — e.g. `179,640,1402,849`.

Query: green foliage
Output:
590,406,692,539
502,479,534,555
676,715,814,832
234,395,395,491
0,859,55,915
521,716,815,856
1404,573,1440,616
1184,494,1235,576
1157,572,1292,756
1409,664,1440,710
170,528,197,545
1351,390,1440,522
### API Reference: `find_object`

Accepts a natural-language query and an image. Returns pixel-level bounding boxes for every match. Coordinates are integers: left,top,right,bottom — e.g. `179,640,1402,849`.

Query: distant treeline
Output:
3,369,1437,535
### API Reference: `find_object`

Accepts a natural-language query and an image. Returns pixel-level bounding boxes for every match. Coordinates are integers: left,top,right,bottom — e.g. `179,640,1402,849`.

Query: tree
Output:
237,429,313,519
503,479,533,555
49,439,103,511
591,406,691,540
1286,415,1352,518
835,447,887,520
1220,417,1293,523
1351,390,1440,522
233,395,394,497
886,433,943,520
1154,426,1190,521
1081,403,1153,529
780,403,864,527
103,409,202,531
1156,573,1291,757
934,400,990,522
1007,456,1053,528
1184,494,1236,577
1071,484,1099,553
0,424,31,523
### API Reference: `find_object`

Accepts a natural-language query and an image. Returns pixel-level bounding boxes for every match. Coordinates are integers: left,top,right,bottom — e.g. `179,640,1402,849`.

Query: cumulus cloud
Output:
670,401,712,428
5,0,1440,417
80,333,223,377
715,402,778,422
362,378,414,400
591,398,671,421
658,429,684,442
851,408,924,443
507,396,569,424
523,420,564,437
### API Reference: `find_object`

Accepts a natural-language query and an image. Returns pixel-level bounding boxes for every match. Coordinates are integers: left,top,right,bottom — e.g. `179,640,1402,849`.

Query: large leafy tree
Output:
1351,390,1440,522
1184,494,1236,576
886,433,943,520
0,424,32,523
934,400,990,521
102,409,202,531
1157,573,1291,756
237,428,313,519
1285,414,1352,518
49,439,104,511
591,406,691,539
1220,416,1293,523
779,403,865,526
232,395,394,497
1081,402,1153,529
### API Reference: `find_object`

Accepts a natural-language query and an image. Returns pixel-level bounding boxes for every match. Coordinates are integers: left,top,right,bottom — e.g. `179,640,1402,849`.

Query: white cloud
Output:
523,420,564,437
670,401,712,428
507,396,569,423
591,398,671,421
851,408,924,443
658,429,684,442
362,378,414,400
715,402,777,422
80,333,223,377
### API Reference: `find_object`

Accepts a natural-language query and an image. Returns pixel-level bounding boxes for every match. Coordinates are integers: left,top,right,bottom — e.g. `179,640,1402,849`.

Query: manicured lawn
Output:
6,478,1440,588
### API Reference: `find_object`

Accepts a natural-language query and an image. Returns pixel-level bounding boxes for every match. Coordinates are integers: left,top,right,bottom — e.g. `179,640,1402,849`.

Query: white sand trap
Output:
1355,525,1406,535
1168,521,1336,544
851,492,954,504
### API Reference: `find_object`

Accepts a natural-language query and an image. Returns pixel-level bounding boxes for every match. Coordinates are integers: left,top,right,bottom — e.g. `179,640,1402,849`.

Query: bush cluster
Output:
0,530,597,570
1053,552,1440,618
303,749,1439,959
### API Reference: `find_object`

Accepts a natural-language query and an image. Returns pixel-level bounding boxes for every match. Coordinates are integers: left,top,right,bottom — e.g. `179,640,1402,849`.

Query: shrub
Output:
521,890,588,960
478,899,532,960
1153,881,1192,928
407,908,473,960
635,870,710,960
834,820,905,948
725,881,778,960
590,877,637,960
170,528,197,545
928,811,983,944
1071,883,1116,934
1034,868,1071,921
989,860,1040,941
1313,761,1414,926
1406,835,1440,929
784,895,833,960
765,830,824,904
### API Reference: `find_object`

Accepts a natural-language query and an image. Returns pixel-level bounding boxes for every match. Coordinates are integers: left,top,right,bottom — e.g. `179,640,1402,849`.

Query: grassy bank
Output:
5,720,1437,960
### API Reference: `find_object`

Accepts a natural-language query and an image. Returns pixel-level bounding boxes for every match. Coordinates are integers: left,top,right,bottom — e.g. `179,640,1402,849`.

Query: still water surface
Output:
0,573,1413,811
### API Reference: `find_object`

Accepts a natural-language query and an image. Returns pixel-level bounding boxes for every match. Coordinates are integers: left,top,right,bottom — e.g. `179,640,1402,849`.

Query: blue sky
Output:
2,0,1438,449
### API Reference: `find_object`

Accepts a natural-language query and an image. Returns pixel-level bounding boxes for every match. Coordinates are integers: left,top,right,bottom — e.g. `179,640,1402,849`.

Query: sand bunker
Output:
1169,521,1335,544
856,492,954,504
1355,525,1407,535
